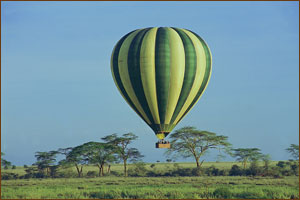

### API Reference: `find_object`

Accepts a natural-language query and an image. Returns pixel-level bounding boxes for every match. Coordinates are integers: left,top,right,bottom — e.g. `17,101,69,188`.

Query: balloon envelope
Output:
111,27,212,139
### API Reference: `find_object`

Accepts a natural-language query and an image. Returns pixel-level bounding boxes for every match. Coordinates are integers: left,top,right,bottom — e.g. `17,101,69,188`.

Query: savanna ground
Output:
1,162,299,199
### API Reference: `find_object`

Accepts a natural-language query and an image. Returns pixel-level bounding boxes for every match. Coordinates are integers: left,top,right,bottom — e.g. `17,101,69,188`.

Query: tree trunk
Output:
75,164,83,177
124,160,127,177
101,164,104,176
80,166,83,177
107,165,111,174
97,164,102,177
195,157,204,168
46,167,50,177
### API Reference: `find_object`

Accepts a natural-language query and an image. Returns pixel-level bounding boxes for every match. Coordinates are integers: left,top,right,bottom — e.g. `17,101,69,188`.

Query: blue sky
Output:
1,1,299,165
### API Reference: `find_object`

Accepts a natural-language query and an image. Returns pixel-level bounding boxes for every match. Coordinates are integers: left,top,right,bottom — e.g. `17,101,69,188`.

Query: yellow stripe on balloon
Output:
188,39,213,109
173,29,207,124
164,28,185,124
118,29,152,124
140,28,160,124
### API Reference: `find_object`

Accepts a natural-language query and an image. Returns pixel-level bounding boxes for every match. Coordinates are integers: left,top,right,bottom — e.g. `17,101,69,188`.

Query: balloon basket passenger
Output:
156,140,171,148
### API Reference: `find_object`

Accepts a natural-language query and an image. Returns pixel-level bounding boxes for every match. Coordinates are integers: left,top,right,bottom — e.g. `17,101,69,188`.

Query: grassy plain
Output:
1,176,298,199
1,162,298,199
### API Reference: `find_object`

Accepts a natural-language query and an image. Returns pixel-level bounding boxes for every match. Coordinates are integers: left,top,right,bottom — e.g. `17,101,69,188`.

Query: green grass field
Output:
1,162,299,199
1,176,298,199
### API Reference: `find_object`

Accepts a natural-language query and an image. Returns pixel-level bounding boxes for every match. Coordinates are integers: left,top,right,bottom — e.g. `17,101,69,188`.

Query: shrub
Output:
213,187,232,198
205,165,220,176
150,164,155,168
274,161,298,176
128,162,148,177
86,171,98,178
192,167,204,176
290,162,299,176
57,168,76,178
12,165,16,169
245,161,262,176
107,171,121,177
1,172,19,180
23,165,28,168
4,166,8,169
171,167,193,176
229,165,243,176
276,161,287,168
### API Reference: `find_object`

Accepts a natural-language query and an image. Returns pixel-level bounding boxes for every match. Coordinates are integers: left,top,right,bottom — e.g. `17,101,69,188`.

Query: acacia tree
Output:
82,142,117,176
165,126,231,168
232,148,263,169
1,152,12,169
286,144,299,160
34,151,58,177
102,133,144,176
58,147,86,177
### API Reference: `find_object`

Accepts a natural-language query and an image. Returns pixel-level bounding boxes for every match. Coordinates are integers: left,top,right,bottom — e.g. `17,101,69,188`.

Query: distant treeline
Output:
1,127,299,180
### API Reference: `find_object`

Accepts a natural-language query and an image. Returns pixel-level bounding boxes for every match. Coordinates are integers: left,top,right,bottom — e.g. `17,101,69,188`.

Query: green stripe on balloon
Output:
155,27,171,124
127,28,155,125
112,30,150,126
177,31,212,123
170,27,197,125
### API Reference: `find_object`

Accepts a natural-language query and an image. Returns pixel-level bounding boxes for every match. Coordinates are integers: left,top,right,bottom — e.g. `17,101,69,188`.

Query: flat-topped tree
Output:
1,152,12,169
34,151,58,177
58,147,86,177
165,126,231,168
102,133,144,177
83,142,117,176
232,148,263,169
286,144,299,161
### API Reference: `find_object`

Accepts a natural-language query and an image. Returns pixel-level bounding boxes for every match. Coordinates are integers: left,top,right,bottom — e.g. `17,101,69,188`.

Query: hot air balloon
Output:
111,27,212,148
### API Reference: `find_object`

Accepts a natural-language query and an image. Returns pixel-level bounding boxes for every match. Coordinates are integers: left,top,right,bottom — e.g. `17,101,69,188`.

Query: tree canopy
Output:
286,144,299,160
165,126,231,168
102,133,143,176
232,148,263,169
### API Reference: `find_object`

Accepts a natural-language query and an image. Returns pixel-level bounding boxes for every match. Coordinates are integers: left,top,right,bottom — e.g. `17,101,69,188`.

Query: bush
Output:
289,162,299,176
150,164,155,168
275,161,299,176
110,171,122,177
24,166,45,179
245,161,262,176
4,166,9,169
205,165,221,176
213,187,232,198
86,171,98,178
128,162,148,177
229,165,244,176
23,165,28,168
12,165,16,169
1,172,19,180
192,167,204,176
171,167,193,176
57,168,76,178
276,161,287,168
